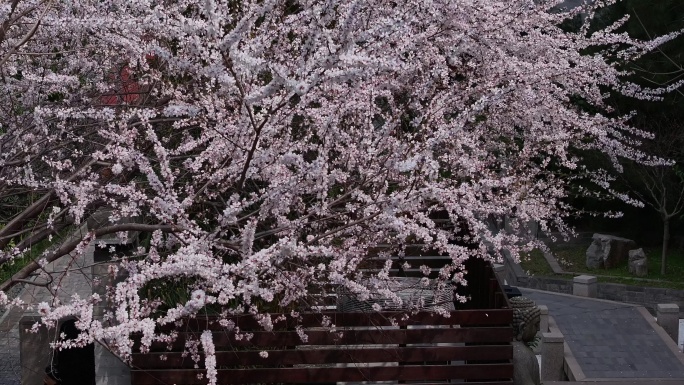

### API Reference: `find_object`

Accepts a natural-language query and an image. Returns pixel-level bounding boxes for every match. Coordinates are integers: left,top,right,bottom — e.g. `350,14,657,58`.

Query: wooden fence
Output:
131,255,513,384
131,308,513,384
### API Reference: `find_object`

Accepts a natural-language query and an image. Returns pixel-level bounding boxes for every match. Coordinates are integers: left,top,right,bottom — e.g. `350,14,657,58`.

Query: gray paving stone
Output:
522,288,684,379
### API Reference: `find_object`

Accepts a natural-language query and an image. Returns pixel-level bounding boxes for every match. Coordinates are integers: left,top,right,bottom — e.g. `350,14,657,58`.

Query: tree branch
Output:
0,223,185,292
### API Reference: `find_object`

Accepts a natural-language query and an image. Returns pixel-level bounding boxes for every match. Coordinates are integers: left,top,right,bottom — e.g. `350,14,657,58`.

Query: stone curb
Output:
546,380,684,383
521,287,636,308
547,315,585,382
636,306,684,368
536,292,684,382
542,248,565,274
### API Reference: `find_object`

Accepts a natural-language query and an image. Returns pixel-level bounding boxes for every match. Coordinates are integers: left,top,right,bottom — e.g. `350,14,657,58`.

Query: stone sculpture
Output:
510,296,541,385
628,248,648,277
510,296,541,342
586,233,637,269
513,341,541,385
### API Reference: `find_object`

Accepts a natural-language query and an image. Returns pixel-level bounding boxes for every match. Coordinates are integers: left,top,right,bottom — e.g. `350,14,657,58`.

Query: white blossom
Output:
0,0,677,375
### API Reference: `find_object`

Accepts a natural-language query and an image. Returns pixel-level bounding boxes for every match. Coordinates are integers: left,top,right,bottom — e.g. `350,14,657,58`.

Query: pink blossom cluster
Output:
0,0,680,380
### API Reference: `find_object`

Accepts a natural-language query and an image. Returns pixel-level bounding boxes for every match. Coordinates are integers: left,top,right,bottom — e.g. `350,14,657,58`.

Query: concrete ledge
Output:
502,250,527,286
544,381,684,384
573,275,597,297
520,287,636,308
573,275,597,284
657,304,680,344
542,318,566,382
539,305,549,333
658,304,680,313
637,306,684,368
542,249,565,274
542,332,563,343
548,315,585,382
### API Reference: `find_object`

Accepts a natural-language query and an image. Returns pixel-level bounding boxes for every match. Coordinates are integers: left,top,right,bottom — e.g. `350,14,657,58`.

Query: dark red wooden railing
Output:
131,247,513,385
131,309,513,385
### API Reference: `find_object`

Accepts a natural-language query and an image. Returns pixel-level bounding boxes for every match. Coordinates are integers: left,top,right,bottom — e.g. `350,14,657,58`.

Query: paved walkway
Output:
522,288,684,379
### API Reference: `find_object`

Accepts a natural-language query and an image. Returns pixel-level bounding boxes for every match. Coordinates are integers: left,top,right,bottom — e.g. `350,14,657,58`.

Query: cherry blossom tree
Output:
0,0,681,381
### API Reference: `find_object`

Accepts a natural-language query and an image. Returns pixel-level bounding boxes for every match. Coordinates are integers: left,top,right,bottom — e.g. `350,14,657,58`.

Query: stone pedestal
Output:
541,332,565,381
657,304,679,344
539,305,549,333
573,275,597,297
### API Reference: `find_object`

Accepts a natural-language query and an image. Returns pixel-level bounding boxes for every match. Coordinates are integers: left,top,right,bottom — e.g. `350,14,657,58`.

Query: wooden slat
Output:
132,258,513,385
394,383,513,385
156,309,513,332
131,363,513,384
357,269,453,279
365,244,443,257
383,383,513,385
362,256,454,267
142,326,512,351
132,344,513,369
360,380,510,385
392,383,513,385
358,254,455,279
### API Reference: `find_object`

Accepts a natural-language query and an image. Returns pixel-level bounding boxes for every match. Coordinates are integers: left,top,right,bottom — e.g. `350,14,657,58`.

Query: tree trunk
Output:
661,218,670,275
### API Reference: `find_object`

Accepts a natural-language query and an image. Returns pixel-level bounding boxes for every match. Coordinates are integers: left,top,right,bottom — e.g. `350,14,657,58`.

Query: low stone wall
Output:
499,253,684,316
499,250,526,286
517,276,573,295
598,283,684,315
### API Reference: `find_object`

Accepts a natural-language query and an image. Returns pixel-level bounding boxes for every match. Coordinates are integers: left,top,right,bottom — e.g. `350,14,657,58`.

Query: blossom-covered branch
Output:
0,0,680,380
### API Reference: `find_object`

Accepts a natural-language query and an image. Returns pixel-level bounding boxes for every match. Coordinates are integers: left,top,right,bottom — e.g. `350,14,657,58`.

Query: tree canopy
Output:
0,0,680,380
